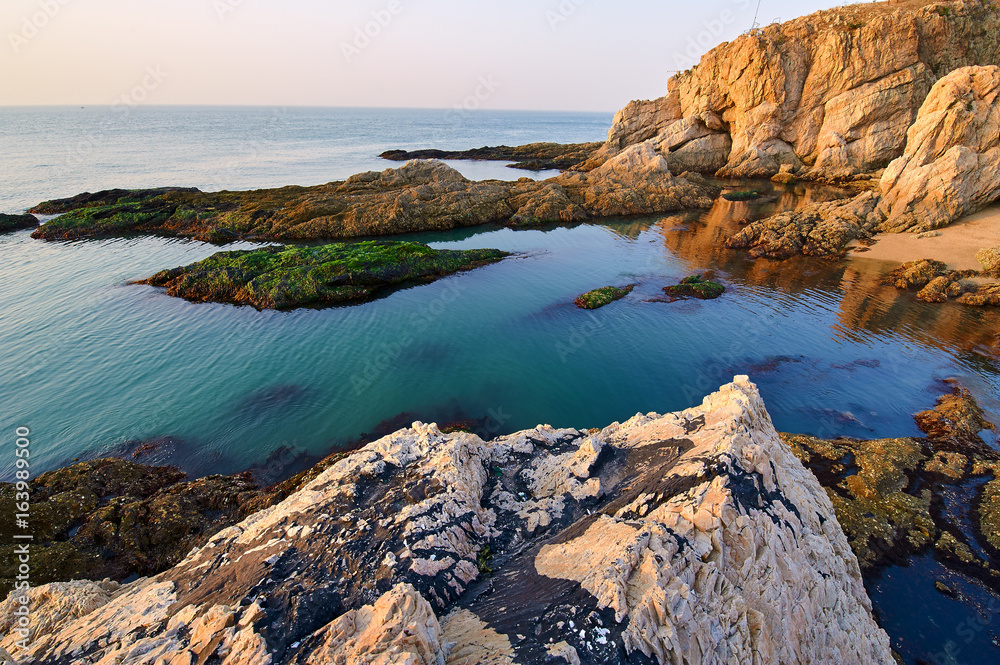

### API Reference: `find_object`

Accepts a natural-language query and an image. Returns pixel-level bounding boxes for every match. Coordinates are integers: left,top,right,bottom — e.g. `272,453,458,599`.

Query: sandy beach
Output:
849,203,1000,270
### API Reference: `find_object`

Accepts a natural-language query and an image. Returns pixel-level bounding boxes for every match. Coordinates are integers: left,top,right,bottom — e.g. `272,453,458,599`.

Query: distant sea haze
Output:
0,106,613,214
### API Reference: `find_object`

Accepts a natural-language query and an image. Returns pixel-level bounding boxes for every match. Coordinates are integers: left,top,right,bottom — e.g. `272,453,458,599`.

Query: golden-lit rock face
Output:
597,1,1000,181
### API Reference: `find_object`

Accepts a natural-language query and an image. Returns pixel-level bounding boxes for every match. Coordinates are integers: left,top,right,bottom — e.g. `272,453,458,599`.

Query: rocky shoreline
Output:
28,145,716,244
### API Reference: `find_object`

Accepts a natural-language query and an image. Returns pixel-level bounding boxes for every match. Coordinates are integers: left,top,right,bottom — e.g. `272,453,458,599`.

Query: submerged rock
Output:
721,190,761,202
0,212,38,234
132,241,509,310
2,379,895,664
574,284,635,310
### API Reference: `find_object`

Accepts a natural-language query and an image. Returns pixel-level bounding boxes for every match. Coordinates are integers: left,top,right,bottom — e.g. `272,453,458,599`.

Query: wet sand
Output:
848,203,1000,270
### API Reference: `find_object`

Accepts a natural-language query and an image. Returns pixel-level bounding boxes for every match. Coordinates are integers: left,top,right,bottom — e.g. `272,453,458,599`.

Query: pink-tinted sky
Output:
2,0,845,110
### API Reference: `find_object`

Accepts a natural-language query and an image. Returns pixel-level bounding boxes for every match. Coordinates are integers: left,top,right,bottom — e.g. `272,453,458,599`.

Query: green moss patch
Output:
722,190,762,202
574,284,636,309
35,200,180,239
663,275,726,300
136,241,509,310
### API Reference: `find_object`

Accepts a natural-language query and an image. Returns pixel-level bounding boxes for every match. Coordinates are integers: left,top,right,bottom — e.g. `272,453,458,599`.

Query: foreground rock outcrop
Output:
728,64,1000,258
30,146,716,243
2,379,894,664
593,0,1000,181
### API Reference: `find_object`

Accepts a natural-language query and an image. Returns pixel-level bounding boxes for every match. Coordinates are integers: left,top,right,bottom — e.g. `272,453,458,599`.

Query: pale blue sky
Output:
1,0,846,110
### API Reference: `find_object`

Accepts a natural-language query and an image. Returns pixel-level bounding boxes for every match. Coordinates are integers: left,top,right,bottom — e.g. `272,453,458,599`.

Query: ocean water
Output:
0,106,612,214
2,106,1000,664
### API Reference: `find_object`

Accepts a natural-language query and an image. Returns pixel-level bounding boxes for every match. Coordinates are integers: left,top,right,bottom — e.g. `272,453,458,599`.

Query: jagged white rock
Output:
9,379,893,665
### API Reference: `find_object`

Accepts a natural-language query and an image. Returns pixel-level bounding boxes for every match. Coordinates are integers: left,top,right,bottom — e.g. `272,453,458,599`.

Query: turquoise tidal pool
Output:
3,186,998,481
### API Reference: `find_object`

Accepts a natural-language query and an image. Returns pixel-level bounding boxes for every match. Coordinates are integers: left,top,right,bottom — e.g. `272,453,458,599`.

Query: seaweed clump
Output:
574,284,636,309
663,274,726,300
134,241,509,310
722,190,762,202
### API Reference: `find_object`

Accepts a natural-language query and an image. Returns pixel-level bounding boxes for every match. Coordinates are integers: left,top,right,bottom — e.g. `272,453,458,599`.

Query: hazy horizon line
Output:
0,103,620,115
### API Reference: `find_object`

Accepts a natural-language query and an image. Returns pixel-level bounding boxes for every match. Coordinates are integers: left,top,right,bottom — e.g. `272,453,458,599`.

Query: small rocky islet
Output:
663,274,726,300
573,284,636,309
132,241,509,310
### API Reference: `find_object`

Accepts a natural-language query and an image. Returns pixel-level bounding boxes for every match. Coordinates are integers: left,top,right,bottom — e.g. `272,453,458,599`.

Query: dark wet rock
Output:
0,445,368,599
784,384,1000,589
379,142,602,172
0,213,38,234
132,241,509,310
663,274,726,300
28,187,200,215
4,379,895,664
574,284,635,310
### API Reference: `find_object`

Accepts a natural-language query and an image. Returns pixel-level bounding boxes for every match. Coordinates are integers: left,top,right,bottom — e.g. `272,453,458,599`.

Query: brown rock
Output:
886,258,950,289
879,65,1000,232
976,247,1000,277
914,385,995,447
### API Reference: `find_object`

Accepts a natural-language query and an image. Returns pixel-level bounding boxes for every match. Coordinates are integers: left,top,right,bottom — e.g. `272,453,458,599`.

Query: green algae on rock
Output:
721,190,761,201
663,274,726,300
783,386,1000,583
784,433,934,570
0,213,39,234
134,241,509,310
574,284,636,309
